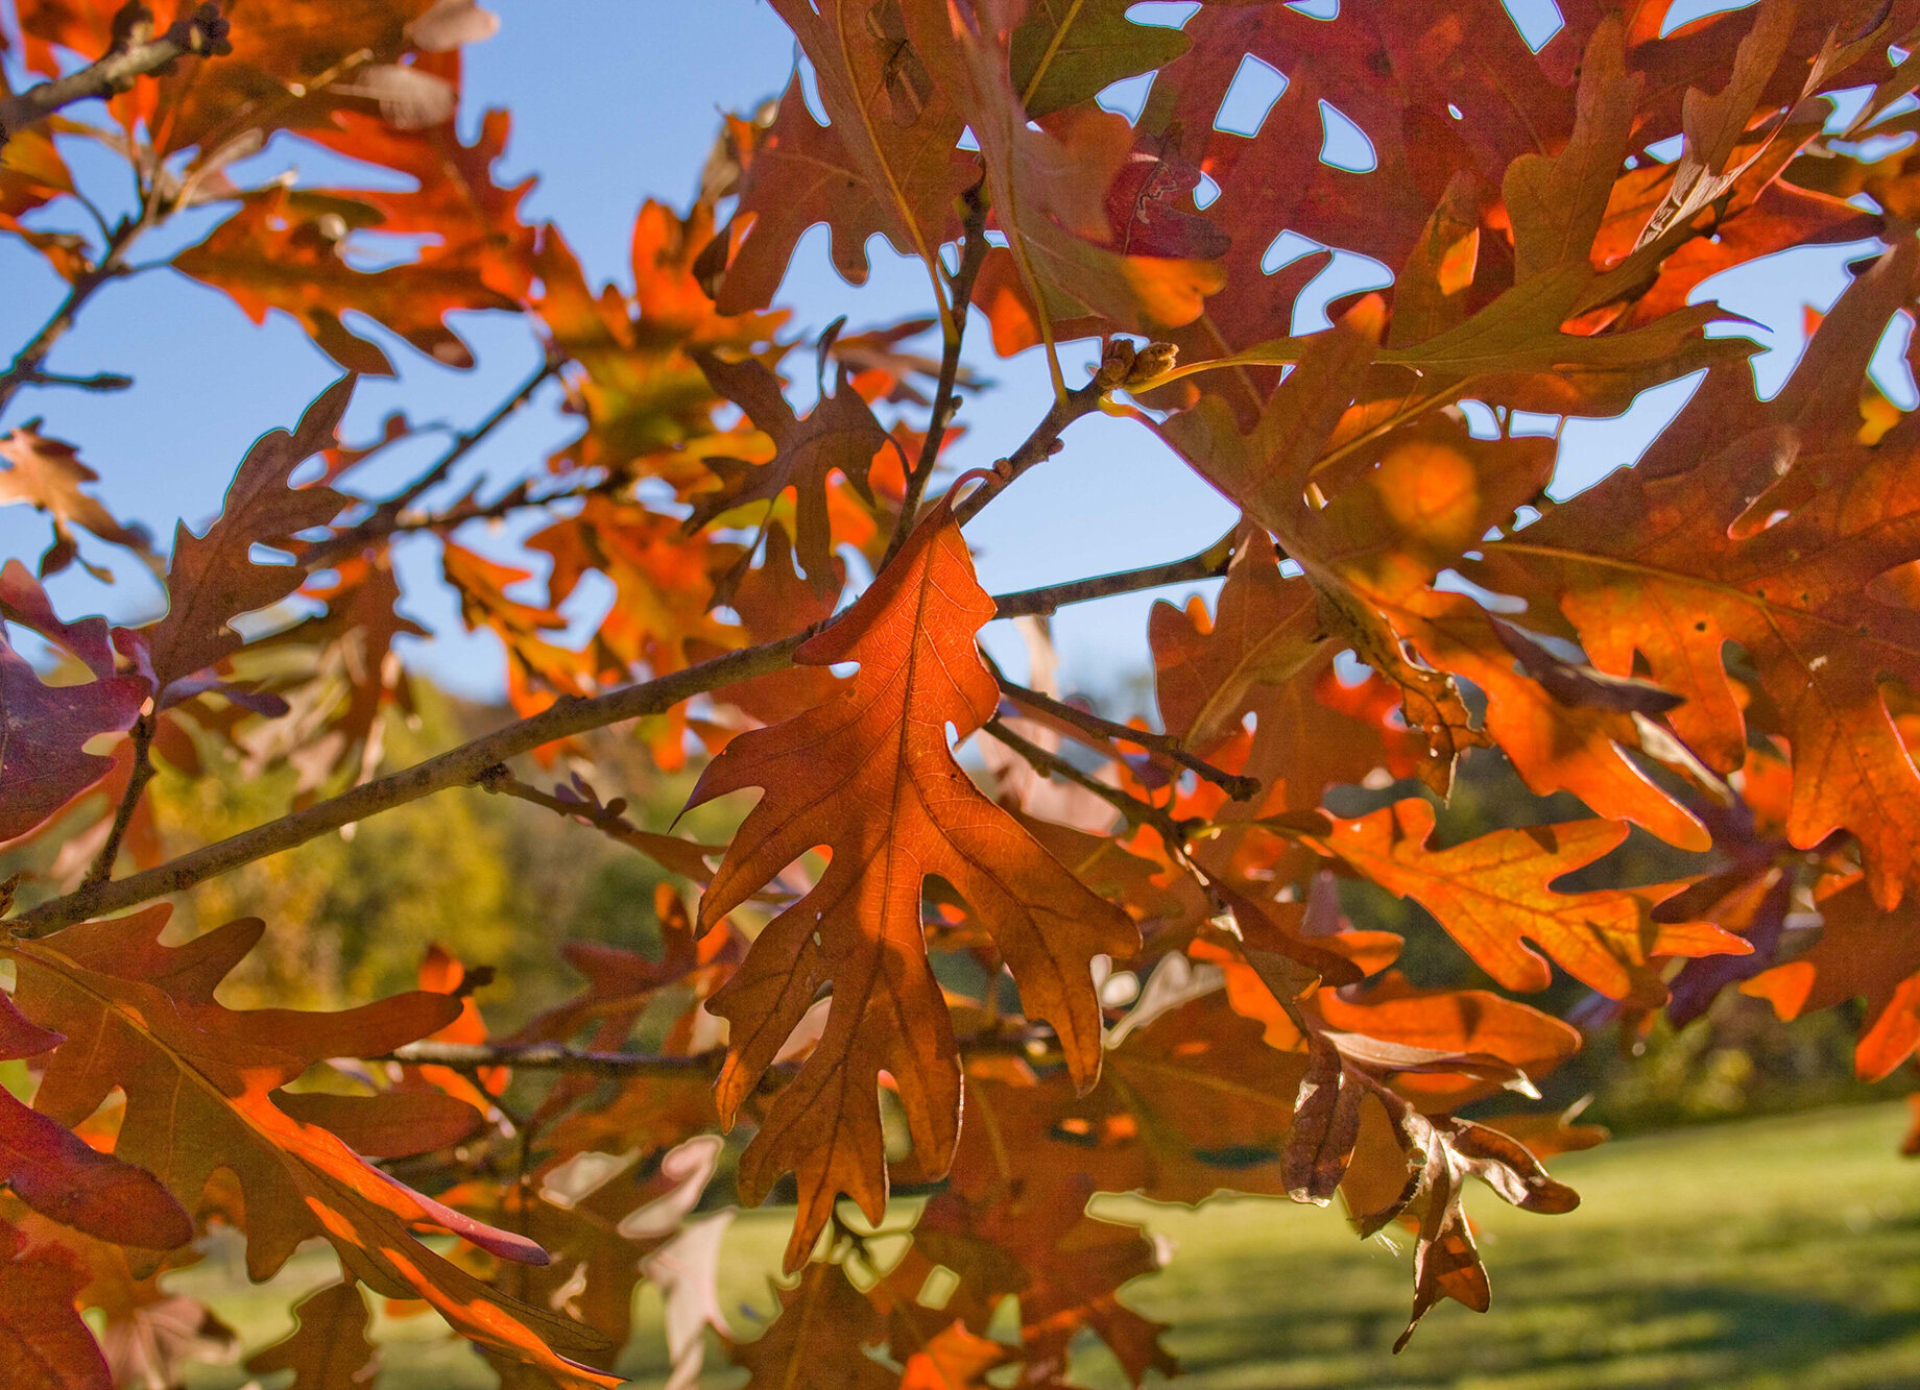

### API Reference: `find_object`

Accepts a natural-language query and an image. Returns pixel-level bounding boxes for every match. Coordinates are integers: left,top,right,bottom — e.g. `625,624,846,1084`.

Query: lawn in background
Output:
178,1100,1920,1388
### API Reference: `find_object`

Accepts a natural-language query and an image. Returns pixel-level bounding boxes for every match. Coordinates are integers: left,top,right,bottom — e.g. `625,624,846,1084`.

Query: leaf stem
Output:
82,714,156,888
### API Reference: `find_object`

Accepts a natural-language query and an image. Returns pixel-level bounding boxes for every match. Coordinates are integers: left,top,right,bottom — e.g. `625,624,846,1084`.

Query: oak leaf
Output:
243,1281,380,1389
919,0,1223,347
684,490,1136,1271
1308,799,1747,1004
1009,0,1189,120
1469,239,1920,904
0,1219,112,1390
1744,874,1920,1081
688,351,889,593
0,424,151,579
0,991,189,1251
707,0,969,316
143,377,354,692
7,907,621,1388
0,634,147,842
173,187,515,375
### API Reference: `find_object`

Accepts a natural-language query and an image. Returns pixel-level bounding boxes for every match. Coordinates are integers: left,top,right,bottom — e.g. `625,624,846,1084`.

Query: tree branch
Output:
6,545,1249,935
381,1027,1049,1078
880,181,989,571
996,677,1259,801
0,4,232,149
950,374,1105,526
990,528,1237,619
952,339,1175,526
382,1040,721,1078
9,634,806,936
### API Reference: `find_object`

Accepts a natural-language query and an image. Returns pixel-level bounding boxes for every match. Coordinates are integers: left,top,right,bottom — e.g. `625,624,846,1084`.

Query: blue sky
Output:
0,0,1898,705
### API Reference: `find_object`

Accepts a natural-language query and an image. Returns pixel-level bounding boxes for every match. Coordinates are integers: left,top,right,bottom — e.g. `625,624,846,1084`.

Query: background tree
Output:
2,1,1919,1386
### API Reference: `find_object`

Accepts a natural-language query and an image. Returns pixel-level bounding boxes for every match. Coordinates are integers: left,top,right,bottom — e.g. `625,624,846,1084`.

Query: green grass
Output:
178,1101,1920,1388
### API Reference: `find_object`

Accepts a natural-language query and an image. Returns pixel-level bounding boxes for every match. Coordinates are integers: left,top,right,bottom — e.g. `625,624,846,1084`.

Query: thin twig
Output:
0,219,145,417
997,677,1259,800
82,714,156,887
9,635,809,936
396,480,610,535
983,717,1195,846
990,528,1237,619
6,540,1257,935
0,4,231,148
304,353,561,568
381,1028,1046,1077
477,769,713,876
951,376,1106,526
881,182,989,571
380,1041,721,1077
12,369,134,393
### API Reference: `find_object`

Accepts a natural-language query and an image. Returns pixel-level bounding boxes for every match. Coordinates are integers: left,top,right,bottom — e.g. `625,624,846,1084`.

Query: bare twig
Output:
477,769,713,877
9,635,808,936
304,353,561,568
996,677,1259,800
0,4,231,148
990,529,1237,619
381,1026,1048,1078
12,369,134,393
382,1040,721,1078
982,716,1196,845
0,219,145,417
951,375,1106,526
880,182,989,571
82,713,156,887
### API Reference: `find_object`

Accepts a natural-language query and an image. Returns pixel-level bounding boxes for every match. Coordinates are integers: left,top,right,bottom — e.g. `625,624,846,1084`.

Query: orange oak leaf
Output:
1309,799,1747,1004
684,489,1136,1271
243,1280,380,1389
172,186,516,375
1470,240,1920,905
0,423,151,579
1743,875,1920,1082
898,1319,1007,1389
7,907,620,1388
0,1219,112,1390
143,377,354,691
535,211,781,479
687,351,889,593
704,0,969,317
1149,529,1321,754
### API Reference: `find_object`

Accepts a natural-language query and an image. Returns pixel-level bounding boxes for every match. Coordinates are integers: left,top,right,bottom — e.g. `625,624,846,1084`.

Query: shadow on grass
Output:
1162,1280,1920,1389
